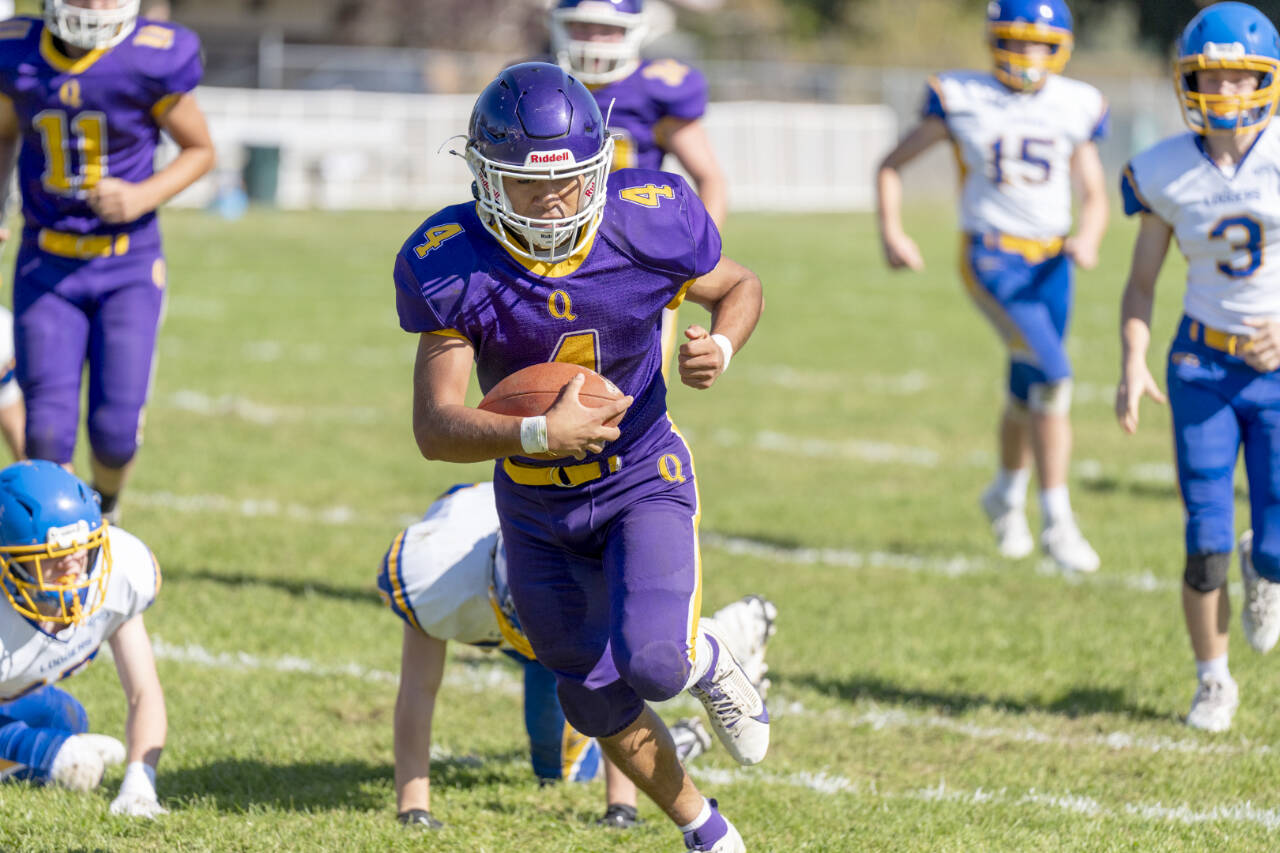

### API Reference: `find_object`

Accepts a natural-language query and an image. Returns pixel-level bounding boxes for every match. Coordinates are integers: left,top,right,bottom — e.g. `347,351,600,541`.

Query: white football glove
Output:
109,761,167,819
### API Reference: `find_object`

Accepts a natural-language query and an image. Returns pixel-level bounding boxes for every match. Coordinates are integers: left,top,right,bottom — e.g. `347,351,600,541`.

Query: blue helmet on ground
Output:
1176,2,1280,135
0,460,111,625
465,62,613,264
550,0,648,85
986,0,1074,91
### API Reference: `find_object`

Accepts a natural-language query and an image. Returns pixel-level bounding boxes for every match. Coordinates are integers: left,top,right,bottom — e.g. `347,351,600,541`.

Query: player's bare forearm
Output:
413,399,528,463
1120,214,1173,365
138,144,215,212
685,257,763,353
0,399,23,460
1070,141,1109,254
395,627,445,813
109,618,167,767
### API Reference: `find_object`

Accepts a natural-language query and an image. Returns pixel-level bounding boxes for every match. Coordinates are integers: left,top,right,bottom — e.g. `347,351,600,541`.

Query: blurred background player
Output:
1116,1,1280,733
0,0,215,521
396,62,764,852
550,0,727,373
0,305,24,460
378,481,777,829
0,459,166,816
875,0,1108,573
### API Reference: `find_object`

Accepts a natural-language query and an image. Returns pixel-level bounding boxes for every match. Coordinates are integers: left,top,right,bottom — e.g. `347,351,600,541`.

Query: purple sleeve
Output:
134,23,203,109
600,169,721,282
393,213,478,334
921,77,947,120
1120,164,1153,217
644,60,708,121
682,179,721,278
394,253,447,333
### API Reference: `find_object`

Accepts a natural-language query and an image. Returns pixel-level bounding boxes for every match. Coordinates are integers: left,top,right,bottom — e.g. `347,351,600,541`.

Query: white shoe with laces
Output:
1040,520,1100,573
1239,530,1280,654
688,626,769,766
701,595,777,699
980,485,1034,559
1185,677,1238,732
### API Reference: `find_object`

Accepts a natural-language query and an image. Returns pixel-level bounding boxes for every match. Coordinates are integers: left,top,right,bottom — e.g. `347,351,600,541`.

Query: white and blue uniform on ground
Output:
0,526,159,782
1123,124,1280,581
924,71,1108,400
376,483,602,784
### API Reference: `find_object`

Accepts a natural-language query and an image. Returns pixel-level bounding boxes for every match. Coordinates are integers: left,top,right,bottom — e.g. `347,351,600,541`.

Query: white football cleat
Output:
980,485,1034,559
1040,521,1100,573
1239,531,1280,654
1185,677,1238,732
689,626,769,766
670,717,713,765
702,595,777,698
49,734,107,792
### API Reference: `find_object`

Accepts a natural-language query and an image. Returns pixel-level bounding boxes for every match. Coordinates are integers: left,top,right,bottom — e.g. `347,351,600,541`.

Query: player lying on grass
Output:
378,482,777,830
0,460,167,817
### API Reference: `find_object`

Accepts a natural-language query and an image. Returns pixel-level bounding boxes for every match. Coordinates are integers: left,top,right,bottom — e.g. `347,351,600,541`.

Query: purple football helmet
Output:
550,0,648,85
465,62,614,263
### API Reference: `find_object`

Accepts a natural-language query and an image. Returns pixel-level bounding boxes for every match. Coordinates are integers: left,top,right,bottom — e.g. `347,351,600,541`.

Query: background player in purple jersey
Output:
395,63,764,852
0,1,215,519
551,0,728,382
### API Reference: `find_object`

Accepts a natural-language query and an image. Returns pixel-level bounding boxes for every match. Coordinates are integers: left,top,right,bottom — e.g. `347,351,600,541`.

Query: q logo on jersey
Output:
58,81,81,109
658,454,686,483
548,290,577,322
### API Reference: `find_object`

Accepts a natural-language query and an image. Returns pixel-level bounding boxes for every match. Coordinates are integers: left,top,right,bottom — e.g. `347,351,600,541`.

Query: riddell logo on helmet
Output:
526,149,575,166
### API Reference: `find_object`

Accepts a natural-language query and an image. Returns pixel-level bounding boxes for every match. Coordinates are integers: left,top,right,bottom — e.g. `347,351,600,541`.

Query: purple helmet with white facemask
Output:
551,0,648,85
465,62,614,264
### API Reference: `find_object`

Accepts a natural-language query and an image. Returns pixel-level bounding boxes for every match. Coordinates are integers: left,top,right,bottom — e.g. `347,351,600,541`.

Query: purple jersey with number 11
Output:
393,168,720,465
0,16,202,240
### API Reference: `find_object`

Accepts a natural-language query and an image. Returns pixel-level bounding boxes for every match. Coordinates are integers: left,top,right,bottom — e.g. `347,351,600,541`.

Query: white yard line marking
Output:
145,640,1268,760
692,769,1280,830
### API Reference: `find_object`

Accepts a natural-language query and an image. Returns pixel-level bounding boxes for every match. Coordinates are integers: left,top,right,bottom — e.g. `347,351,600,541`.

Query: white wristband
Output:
119,761,158,798
711,333,734,373
520,416,549,455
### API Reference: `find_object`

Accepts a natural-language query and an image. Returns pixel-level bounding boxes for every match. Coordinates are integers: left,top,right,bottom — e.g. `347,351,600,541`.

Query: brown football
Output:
478,362,625,428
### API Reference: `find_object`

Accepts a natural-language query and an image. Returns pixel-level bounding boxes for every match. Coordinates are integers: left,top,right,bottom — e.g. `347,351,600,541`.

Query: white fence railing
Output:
174,88,899,213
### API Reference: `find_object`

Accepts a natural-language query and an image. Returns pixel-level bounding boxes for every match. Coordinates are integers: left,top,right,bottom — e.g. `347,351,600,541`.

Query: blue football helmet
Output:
986,0,1074,91
550,0,648,85
465,62,614,264
46,0,141,50
0,460,111,626
1176,2,1280,135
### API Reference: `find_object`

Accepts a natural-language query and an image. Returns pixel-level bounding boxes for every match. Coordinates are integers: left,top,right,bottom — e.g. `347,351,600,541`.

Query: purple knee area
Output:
556,679,644,738
615,639,692,702
88,406,141,469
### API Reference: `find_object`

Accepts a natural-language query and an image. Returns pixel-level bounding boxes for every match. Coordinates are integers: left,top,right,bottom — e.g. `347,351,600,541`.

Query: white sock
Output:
683,629,715,690
992,468,1030,507
678,797,712,833
1196,654,1232,685
1039,486,1072,527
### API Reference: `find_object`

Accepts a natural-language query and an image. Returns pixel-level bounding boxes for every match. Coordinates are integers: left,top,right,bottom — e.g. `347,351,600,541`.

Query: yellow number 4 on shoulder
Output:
619,184,674,208
414,224,463,258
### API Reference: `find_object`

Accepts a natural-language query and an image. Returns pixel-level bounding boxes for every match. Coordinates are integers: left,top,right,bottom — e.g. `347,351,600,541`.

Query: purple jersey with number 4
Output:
0,16,202,239
394,168,720,464
591,58,707,171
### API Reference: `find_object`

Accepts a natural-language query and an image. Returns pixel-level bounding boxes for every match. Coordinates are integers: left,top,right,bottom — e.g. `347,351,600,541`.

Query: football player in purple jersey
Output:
551,0,728,380
0,1,215,519
395,63,764,853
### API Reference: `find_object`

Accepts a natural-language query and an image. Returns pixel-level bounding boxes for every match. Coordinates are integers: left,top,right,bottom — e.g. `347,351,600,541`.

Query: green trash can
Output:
242,145,280,206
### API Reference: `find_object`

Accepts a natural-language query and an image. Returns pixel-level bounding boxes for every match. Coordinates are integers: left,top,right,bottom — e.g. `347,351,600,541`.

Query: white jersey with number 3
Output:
1123,124,1280,334
927,71,1108,239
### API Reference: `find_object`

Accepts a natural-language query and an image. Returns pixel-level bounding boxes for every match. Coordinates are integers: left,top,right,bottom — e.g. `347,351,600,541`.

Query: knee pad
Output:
615,639,691,703
87,409,142,469
1185,552,1230,592
1028,379,1073,415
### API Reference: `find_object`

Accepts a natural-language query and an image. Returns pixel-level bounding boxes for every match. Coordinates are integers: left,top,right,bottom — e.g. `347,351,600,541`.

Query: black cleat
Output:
595,803,641,829
398,809,443,829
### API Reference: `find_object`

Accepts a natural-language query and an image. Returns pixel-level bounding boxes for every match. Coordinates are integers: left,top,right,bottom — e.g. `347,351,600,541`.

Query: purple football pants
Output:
13,241,165,468
495,425,702,738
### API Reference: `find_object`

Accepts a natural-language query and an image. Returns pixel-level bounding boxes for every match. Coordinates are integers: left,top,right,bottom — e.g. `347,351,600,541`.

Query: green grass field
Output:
2,202,1276,852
